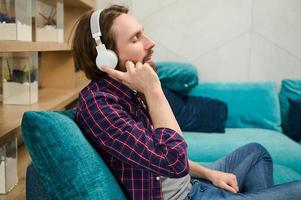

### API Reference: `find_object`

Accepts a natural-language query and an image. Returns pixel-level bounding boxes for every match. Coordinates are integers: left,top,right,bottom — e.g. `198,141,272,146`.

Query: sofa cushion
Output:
279,79,301,133
163,87,228,132
288,98,301,142
187,82,281,131
157,61,199,91
21,111,126,200
183,128,301,177
272,164,301,184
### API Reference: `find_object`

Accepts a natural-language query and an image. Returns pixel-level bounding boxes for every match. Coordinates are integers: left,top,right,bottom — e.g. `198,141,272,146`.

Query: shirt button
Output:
156,176,160,181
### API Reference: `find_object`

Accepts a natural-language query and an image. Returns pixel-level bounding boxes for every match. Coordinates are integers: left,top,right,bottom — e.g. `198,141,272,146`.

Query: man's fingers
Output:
229,175,239,192
228,180,239,193
136,62,143,69
125,61,135,73
101,65,124,80
221,182,237,193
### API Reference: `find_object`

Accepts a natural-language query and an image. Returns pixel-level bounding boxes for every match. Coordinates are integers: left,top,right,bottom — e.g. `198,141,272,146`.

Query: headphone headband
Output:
90,10,102,39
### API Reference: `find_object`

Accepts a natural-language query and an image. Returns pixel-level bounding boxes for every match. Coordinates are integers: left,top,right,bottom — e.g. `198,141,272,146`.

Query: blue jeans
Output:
184,143,301,200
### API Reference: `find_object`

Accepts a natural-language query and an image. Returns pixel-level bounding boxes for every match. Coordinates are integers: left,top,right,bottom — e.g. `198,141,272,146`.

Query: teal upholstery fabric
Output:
187,82,282,131
21,111,126,200
272,164,301,184
183,128,301,184
157,61,199,91
279,79,301,133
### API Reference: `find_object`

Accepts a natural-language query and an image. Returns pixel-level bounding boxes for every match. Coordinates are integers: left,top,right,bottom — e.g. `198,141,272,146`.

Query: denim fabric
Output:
185,143,301,200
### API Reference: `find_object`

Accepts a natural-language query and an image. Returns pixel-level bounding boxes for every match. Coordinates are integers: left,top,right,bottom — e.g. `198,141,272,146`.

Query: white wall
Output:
97,0,301,85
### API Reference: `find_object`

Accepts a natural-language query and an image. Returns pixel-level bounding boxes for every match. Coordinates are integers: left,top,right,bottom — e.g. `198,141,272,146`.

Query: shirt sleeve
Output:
77,91,189,178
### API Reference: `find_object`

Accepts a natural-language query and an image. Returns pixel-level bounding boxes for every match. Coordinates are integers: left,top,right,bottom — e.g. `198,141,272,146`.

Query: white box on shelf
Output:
34,0,64,42
1,52,39,105
3,80,38,104
0,0,32,41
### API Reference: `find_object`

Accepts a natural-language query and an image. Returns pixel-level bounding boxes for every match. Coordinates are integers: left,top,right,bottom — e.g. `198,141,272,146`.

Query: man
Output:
73,5,301,200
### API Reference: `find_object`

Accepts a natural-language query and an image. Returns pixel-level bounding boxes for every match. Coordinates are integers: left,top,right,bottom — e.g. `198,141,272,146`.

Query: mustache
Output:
142,49,154,63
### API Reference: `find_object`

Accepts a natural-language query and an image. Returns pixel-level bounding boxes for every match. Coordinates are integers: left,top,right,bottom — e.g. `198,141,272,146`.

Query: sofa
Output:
22,62,301,199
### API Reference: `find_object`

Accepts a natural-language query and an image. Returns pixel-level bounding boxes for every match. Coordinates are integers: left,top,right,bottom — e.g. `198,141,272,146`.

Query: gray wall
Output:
98,0,301,85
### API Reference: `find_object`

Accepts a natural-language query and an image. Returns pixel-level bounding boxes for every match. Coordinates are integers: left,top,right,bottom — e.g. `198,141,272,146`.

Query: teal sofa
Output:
22,87,301,199
22,64,301,199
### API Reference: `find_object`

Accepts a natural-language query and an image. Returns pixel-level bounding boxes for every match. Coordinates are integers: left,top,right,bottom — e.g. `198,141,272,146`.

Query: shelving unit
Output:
0,0,96,199
0,0,94,140
0,41,71,52
64,0,96,9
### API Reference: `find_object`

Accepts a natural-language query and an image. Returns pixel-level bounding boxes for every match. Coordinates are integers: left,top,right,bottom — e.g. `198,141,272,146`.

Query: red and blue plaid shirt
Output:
76,77,189,200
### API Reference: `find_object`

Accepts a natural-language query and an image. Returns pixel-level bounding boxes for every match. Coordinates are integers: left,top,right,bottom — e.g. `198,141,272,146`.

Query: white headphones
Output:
90,10,118,70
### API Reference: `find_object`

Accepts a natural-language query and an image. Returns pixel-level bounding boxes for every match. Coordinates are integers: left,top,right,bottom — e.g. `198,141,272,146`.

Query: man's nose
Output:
143,35,155,49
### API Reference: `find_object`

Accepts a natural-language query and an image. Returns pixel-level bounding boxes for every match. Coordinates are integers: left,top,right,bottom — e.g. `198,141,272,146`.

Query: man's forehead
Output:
112,13,142,37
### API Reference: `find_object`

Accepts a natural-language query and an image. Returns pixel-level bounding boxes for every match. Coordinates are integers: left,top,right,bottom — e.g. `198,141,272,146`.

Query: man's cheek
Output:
118,51,143,65
127,50,144,63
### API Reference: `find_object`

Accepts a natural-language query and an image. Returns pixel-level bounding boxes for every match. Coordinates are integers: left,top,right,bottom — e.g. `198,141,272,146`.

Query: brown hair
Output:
72,5,128,80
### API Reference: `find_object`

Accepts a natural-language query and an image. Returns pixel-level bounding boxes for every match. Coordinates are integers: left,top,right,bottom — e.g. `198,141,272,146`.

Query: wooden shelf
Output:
0,84,86,139
0,41,71,53
64,0,96,9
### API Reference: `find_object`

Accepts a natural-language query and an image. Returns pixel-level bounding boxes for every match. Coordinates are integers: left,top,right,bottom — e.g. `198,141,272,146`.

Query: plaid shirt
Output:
76,77,189,200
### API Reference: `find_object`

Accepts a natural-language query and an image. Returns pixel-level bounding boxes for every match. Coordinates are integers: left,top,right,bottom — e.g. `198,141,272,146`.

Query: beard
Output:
116,56,157,73
148,62,157,73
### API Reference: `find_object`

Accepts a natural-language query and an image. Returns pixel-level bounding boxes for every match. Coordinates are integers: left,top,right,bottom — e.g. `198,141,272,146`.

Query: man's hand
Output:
207,169,239,193
101,61,161,95
102,60,183,135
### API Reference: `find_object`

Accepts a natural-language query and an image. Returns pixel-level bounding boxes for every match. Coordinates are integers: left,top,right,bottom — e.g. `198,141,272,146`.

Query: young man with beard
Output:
73,5,301,200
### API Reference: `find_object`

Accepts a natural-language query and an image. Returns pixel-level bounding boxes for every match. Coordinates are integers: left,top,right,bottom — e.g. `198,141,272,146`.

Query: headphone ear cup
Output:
96,50,118,71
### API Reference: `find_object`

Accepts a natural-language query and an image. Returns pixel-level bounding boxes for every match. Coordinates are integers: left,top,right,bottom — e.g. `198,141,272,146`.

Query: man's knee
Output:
245,142,272,161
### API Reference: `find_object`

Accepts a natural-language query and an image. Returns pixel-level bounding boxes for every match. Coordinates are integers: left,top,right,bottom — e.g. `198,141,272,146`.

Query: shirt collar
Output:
97,76,137,101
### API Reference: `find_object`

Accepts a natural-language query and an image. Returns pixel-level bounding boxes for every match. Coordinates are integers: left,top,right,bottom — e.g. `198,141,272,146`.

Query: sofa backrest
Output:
156,62,282,132
187,82,282,131
21,110,126,200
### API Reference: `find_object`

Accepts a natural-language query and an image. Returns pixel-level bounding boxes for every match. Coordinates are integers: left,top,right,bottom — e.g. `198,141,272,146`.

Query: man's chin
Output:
116,60,157,73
